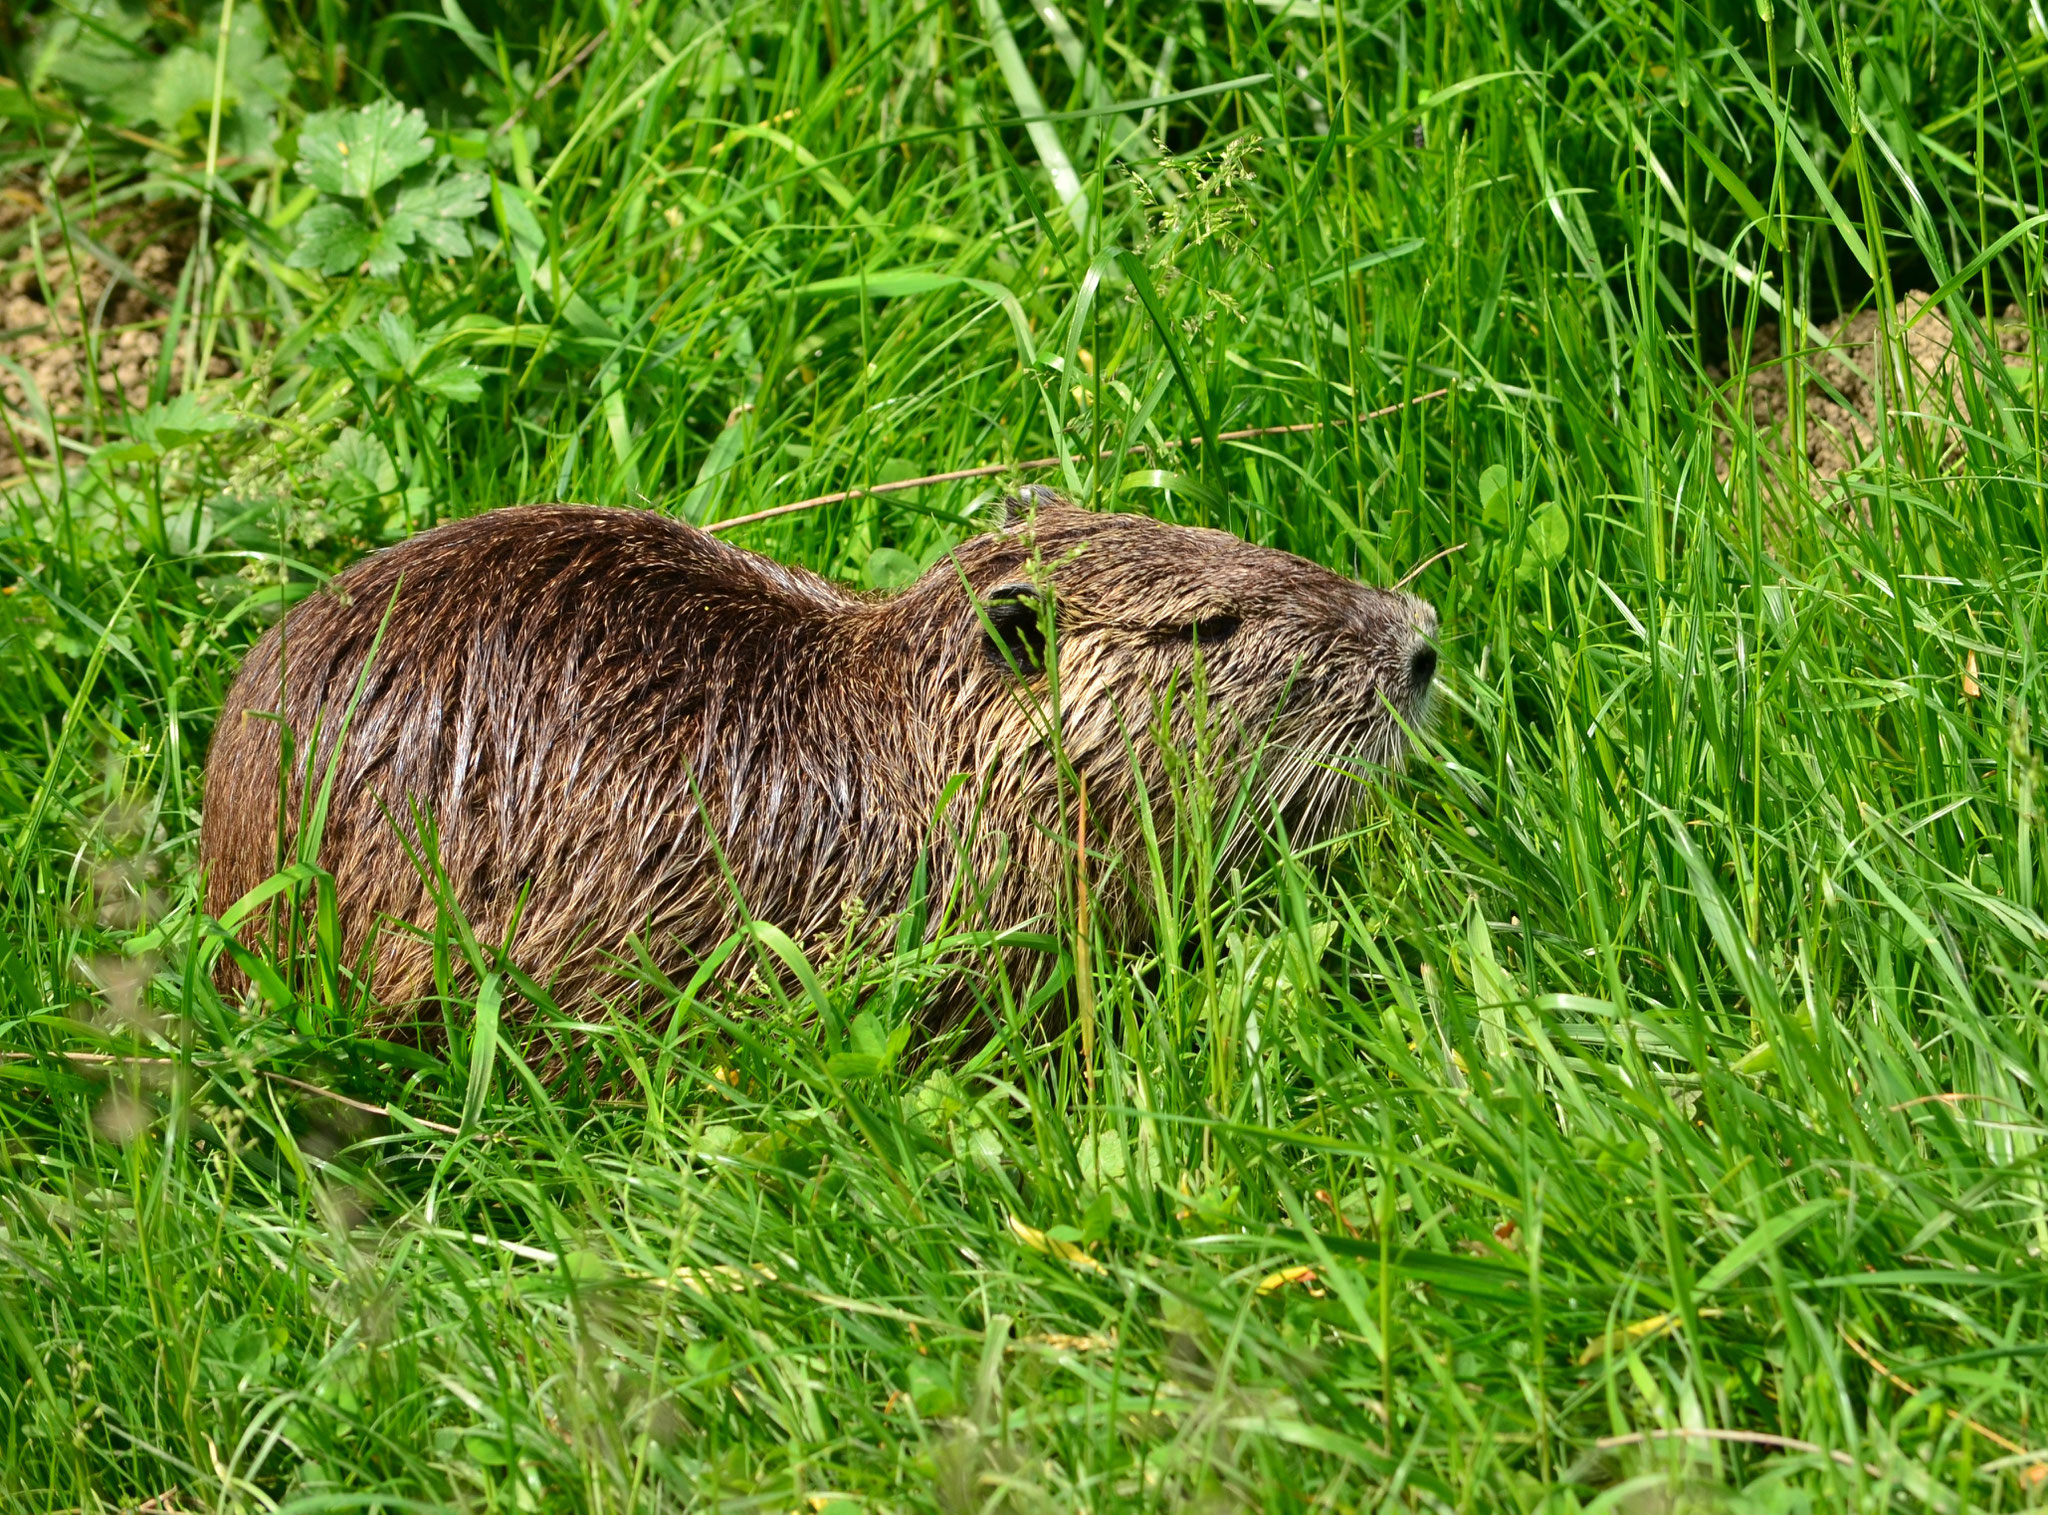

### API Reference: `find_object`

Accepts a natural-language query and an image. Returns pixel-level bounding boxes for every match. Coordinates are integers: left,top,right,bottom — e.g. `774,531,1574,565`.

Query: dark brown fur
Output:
200,491,1436,1026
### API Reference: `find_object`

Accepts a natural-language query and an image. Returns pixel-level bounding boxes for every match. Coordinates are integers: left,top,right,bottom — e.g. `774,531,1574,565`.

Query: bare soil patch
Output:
1722,292,2032,482
0,184,231,480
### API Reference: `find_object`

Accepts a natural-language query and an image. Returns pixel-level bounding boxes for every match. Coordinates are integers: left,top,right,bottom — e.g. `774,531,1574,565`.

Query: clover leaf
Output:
1526,500,1570,568
1478,463,1515,532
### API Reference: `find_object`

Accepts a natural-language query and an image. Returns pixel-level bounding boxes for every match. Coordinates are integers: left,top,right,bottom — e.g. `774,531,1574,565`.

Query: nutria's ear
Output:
994,484,1083,531
979,583,1051,676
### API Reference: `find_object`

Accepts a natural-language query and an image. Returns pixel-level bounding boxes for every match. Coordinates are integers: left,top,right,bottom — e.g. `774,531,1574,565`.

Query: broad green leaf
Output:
354,224,415,281
826,1052,883,1080
334,321,397,379
1479,464,1515,531
877,456,926,496
863,547,919,590
297,173,485,278
296,101,435,198
144,392,238,449
848,1010,891,1060
1527,500,1570,567
147,48,231,140
906,1357,960,1416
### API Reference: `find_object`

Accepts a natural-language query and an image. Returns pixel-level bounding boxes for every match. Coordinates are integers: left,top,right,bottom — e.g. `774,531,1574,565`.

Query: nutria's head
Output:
877,489,1438,852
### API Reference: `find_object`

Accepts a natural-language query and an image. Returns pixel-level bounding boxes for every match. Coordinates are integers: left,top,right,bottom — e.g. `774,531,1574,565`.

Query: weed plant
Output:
0,0,2045,1509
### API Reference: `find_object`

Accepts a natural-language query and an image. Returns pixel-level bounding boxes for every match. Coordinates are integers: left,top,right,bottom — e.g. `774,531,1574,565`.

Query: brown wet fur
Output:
200,489,1437,1032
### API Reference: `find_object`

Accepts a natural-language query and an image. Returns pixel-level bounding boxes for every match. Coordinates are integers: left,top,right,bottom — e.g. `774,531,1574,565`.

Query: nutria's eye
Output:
1162,613,1242,646
980,583,1050,675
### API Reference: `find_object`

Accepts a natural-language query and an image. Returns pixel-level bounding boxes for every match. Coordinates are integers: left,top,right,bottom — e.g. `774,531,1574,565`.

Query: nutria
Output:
199,490,1437,1028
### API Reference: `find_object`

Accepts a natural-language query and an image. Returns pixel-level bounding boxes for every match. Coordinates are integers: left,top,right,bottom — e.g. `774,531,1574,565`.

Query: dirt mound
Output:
0,186,232,481
1724,292,2032,481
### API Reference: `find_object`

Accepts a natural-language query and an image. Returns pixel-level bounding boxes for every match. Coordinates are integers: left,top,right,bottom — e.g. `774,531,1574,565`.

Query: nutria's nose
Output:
1401,598,1438,699
1406,639,1438,694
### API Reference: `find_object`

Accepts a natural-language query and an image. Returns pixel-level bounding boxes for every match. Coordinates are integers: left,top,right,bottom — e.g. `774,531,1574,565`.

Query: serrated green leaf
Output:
415,362,483,402
31,0,151,107
216,105,281,165
292,165,487,278
376,310,424,370
357,223,415,280
99,391,239,462
146,48,225,140
147,10,289,140
322,427,397,494
147,393,237,448
296,101,435,198
336,321,398,378
388,170,489,258
287,202,373,276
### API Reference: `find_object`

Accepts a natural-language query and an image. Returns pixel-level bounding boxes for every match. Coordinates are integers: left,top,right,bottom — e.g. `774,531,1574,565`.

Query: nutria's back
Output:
200,494,1436,1026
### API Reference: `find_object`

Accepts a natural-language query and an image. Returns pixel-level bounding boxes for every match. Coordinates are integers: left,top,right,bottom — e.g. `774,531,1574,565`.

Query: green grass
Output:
1,0,2046,1509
